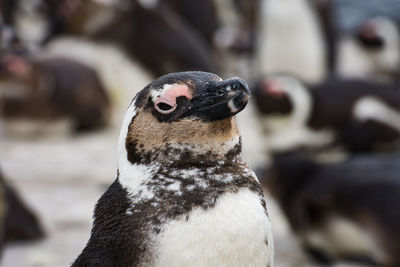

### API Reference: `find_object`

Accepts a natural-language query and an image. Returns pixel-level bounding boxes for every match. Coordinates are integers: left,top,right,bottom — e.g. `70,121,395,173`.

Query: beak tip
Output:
230,77,251,95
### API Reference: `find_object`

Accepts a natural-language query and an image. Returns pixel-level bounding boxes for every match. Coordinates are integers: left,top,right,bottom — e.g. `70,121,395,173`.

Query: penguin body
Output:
0,53,110,132
73,71,274,267
261,152,400,266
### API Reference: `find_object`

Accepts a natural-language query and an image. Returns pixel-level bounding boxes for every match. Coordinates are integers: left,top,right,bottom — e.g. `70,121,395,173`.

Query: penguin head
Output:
357,17,399,50
118,71,250,166
253,74,308,116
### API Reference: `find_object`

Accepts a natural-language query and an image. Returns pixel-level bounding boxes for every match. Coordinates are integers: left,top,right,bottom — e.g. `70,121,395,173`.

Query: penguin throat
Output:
125,136,242,167
117,137,245,200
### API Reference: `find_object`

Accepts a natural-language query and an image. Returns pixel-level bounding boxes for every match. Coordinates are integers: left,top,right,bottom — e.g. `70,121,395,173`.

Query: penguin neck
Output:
117,136,245,198
118,134,244,177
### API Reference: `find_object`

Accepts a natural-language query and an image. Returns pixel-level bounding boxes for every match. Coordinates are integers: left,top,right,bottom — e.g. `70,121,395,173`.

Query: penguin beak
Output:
183,78,251,121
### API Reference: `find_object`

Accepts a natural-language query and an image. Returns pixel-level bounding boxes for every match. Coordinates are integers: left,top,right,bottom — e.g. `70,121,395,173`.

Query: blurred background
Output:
0,0,400,266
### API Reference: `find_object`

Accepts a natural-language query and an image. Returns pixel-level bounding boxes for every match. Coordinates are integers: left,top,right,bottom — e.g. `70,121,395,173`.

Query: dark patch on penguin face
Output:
357,21,385,49
125,71,248,165
128,138,242,168
253,76,293,115
182,76,250,122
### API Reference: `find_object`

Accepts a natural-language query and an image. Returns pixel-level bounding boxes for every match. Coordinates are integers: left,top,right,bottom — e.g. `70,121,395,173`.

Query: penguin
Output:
0,167,44,254
72,71,274,267
253,74,400,153
0,51,111,132
337,16,400,83
2,175,45,244
259,152,400,266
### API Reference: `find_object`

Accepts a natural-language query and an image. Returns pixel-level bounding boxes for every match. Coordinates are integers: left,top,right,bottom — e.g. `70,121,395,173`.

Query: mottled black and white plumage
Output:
72,71,274,267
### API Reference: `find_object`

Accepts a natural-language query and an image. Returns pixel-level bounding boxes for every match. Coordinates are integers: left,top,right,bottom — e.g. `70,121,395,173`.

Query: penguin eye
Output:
155,101,176,114
157,102,173,110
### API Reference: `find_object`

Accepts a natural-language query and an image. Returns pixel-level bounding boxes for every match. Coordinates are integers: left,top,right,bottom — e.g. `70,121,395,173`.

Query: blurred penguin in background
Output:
0,167,44,255
0,51,111,133
259,152,400,266
338,16,400,83
252,74,400,153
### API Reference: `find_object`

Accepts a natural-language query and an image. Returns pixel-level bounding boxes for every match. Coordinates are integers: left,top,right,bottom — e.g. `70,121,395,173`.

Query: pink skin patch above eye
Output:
154,84,193,114
261,78,286,98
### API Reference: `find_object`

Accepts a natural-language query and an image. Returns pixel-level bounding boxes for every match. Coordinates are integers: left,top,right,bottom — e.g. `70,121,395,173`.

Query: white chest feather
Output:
154,189,274,267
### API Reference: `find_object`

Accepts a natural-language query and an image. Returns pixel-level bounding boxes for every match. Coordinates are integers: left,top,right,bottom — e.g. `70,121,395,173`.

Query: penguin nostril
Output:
155,102,176,114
